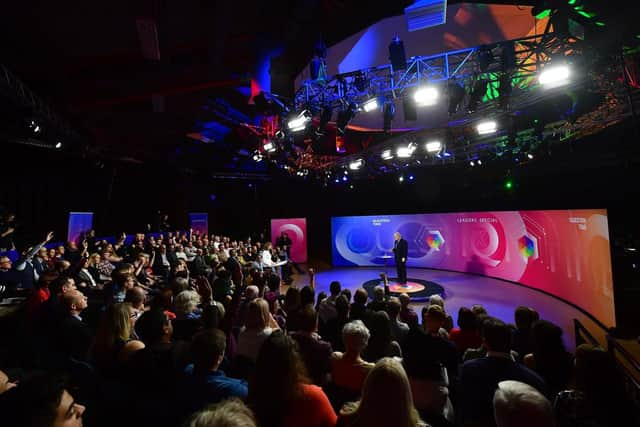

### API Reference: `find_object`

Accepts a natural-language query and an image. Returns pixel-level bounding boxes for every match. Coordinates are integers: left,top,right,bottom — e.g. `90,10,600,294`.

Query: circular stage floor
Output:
361,277,444,301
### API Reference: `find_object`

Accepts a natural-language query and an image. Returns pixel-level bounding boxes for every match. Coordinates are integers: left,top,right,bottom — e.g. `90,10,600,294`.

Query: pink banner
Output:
271,218,308,263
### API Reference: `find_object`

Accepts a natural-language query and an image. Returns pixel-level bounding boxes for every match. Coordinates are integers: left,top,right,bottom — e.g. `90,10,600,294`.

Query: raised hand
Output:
45,231,54,242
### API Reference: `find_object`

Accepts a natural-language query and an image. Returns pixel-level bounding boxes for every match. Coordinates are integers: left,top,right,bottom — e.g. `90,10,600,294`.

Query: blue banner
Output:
67,212,93,244
189,213,209,237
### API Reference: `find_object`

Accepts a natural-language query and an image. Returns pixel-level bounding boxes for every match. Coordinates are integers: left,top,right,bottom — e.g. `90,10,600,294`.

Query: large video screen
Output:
332,210,615,326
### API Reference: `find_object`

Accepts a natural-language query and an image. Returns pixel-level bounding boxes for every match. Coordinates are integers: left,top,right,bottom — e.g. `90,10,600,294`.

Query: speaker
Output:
389,38,407,71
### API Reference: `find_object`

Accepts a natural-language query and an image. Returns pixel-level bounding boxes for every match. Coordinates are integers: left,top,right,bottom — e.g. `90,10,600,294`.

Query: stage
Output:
289,266,609,352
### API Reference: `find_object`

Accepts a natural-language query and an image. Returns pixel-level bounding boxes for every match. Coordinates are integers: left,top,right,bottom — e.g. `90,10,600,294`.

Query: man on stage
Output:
393,231,408,284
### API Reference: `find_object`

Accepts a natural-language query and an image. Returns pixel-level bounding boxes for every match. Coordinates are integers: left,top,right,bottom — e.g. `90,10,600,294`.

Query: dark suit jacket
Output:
58,314,93,362
393,238,408,262
458,355,547,425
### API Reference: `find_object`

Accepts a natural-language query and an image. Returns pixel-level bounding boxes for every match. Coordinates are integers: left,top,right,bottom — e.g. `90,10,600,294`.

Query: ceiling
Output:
0,0,638,176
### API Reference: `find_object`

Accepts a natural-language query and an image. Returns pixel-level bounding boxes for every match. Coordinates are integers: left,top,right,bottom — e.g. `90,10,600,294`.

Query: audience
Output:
1,222,635,427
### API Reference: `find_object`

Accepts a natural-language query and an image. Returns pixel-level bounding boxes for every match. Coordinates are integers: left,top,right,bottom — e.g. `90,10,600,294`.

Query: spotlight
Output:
469,160,475,167
414,86,439,106
527,153,534,159
381,149,393,160
468,79,488,112
55,141,63,149
29,120,41,133
448,81,466,115
316,106,333,136
263,141,276,152
539,64,570,88
349,159,364,170
408,175,415,181
252,151,263,162
336,103,356,136
476,120,497,135
399,175,405,182
287,110,312,132
342,175,348,182
362,98,379,112
383,102,395,133
425,140,442,153
397,142,417,158
477,159,483,166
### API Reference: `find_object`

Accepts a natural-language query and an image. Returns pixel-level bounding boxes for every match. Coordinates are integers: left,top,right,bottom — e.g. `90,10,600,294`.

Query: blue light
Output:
409,175,415,181
342,176,348,182
335,178,340,183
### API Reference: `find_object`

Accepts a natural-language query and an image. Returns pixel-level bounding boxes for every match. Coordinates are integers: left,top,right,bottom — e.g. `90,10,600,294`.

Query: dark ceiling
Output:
0,0,638,173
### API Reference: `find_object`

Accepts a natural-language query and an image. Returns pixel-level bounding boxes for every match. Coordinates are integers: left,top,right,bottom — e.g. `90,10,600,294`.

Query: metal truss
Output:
294,32,584,114
0,63,79,140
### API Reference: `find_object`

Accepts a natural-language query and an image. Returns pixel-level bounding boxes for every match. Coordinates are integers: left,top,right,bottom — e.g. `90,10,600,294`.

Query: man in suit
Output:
458,317,547,427
57,289,92,362
393,232,408,284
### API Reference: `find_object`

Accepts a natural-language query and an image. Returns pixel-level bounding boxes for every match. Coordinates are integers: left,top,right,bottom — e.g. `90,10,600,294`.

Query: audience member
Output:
321,294,350,351
399,293,419,328
319,280,342,325
237,298,276,363
349,288,370,325
511,306,537,362
427,294,453,332
291,305,333,386
367,286,387,312
448,307,482,355
338,357,427,427
183,398,257,427
493,380,554,427
524,320,573,397
387,296,409,346
330,320,374,393
362,310,402,362
57,289,92,362
249,331,337,427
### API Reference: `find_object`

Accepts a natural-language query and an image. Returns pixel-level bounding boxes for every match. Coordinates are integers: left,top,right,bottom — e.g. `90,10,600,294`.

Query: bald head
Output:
126,286,147,309
493,380,553,427
245,285,259,300
63,290,88,314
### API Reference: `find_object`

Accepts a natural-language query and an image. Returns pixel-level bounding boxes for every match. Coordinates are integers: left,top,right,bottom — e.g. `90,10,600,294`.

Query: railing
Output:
574,318,640,416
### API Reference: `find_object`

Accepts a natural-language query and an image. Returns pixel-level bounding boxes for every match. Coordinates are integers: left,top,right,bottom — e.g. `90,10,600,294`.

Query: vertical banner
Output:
271,218,308,263
189,213,209,237
67,212,94,244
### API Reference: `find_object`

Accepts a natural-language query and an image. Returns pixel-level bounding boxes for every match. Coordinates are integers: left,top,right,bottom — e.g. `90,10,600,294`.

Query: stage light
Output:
408,175,414,181
469,160,475,167
362,98,379,112
342,175,348,182
349,159,364,170
252,150,263,162
477,159,483,166
425,140,442,153
29,120,41,133
383,102,395,133
263,141,276,152
539,64,570,88
336,103,357,136
381,149,393,160
504,178,513,189
316,106,333,136
448,81,466,115
397,142,417,158
468,79,488,112
414,86,439,106
527,153,534,159
55,141,63,149
476,120,497,135
287,110,312,132
399,175,404,182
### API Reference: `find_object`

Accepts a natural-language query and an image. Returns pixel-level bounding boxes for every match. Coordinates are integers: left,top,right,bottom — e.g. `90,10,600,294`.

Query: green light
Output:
577,10,595,18
595,21,605,27
568,0,577,4
505,179,513,190
535,8,552,19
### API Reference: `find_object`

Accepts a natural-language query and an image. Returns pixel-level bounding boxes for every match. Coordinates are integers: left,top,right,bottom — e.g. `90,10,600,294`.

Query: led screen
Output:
332,210,615,326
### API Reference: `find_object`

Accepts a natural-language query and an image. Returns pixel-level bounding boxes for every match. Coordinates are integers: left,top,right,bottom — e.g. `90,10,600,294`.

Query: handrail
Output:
607,334,640,374
573,318,603,348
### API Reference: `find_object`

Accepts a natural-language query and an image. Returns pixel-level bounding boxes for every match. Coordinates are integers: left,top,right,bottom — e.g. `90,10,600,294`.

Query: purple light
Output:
342,176,348,182
409,175,414,181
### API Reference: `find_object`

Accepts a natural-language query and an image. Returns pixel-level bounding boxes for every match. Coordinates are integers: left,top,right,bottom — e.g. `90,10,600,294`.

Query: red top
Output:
26,288,50,319
448,327,482,353
284,384,337,427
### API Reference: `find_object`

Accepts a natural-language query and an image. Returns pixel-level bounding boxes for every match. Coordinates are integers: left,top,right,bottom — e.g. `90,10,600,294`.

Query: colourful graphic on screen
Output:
426,231,445,251
271,218,308,263
331,210,615,326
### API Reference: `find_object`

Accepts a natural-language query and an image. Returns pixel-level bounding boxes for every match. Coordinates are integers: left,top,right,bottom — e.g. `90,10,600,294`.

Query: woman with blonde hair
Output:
339,358,428,427
237,298,279,362
93,302,145,376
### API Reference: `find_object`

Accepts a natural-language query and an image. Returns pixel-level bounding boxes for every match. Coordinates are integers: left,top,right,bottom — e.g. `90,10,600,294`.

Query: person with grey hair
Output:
367,285,387,312
175,290,202,320
493,380,554,427
427,294,453,332
183,398,257,427
330,320,375,393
